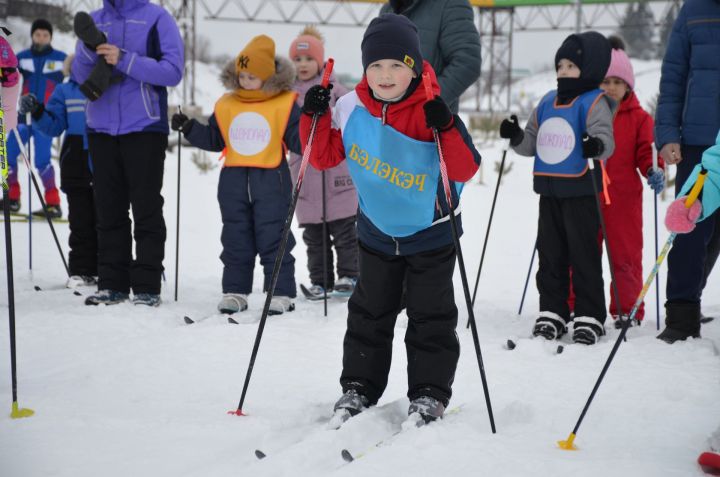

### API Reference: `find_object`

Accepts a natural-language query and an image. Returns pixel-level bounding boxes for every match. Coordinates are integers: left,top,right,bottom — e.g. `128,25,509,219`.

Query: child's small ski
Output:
341,406,461,463
505,338,564,355
184,314,234,325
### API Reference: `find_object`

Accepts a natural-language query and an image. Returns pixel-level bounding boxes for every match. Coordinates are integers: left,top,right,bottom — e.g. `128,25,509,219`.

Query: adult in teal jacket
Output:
655,0,720,343
380,0,481,113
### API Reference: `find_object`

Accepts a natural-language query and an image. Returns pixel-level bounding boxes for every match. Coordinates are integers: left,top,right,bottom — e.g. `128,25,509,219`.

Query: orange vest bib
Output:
214,90,297,168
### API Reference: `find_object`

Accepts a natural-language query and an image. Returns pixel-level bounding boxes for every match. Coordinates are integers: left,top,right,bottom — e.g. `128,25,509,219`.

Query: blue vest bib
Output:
342,106,441,237
533,89,605,177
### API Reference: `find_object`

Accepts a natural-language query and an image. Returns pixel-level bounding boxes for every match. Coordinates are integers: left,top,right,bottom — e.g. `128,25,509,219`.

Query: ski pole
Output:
322,170,328,316
652,146,660,330
467,140,510,329
586,150,624,334
557,167,708,451
229,59,334,416
1,108,35,419
12,127,69,276
423,74,496,433
27,117,32,271
518,239,537,315
174,106,182,302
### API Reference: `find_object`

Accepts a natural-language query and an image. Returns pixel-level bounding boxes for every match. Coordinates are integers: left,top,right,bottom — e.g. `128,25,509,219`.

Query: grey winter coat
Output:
288,73,358,225
380,0,481,113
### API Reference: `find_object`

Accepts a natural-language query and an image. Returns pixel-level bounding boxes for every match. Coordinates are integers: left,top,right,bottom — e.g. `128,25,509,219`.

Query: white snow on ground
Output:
2,18,720,477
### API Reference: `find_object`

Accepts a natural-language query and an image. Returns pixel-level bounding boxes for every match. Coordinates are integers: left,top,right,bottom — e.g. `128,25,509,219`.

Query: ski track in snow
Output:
2,19,720,477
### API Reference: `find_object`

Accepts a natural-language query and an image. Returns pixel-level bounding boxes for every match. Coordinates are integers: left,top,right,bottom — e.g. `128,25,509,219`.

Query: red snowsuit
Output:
569,91,663,321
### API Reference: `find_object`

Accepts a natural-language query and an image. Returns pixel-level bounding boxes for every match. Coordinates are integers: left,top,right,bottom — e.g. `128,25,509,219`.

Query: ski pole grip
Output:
422,73,433,101
321,58,334,88
684,168,707,208
652,144,658,171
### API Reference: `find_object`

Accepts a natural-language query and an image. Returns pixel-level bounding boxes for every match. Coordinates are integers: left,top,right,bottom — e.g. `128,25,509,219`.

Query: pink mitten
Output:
665,196,702,233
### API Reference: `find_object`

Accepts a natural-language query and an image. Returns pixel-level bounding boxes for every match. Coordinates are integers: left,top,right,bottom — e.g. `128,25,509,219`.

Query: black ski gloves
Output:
74,12,113,102
19,94,44,119
171,112,193,135
499,115,524,146
303,84,333,116
74,12,107,50
581,133,604,159
424,96,454,131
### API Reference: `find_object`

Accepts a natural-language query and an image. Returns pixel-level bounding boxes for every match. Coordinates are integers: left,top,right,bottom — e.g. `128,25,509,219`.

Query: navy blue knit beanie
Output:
31,19,53,37
361,13,422,76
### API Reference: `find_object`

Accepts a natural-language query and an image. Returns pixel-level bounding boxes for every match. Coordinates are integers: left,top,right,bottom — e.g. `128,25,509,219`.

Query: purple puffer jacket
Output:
74,0,184,136
289,72,358,225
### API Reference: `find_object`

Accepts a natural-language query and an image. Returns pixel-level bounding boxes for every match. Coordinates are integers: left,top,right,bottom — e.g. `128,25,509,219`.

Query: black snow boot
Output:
657,302,701,344
533,312,567,340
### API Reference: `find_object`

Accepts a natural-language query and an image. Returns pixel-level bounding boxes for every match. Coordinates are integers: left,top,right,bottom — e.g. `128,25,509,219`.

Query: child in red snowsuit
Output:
569,37,665,326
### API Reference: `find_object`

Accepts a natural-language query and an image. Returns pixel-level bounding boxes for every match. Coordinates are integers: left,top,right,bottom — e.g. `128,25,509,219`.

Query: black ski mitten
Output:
303,84,333,116
499,115,523,146
581,133,604,159
74,12,107,50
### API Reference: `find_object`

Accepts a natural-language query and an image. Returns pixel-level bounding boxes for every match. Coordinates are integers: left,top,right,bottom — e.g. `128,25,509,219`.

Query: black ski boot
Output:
74,12,113,101
657,302,701,344
408,395,445,424
329,389,369,429
0,197,20,213
572,316,605,345
533,312,567,340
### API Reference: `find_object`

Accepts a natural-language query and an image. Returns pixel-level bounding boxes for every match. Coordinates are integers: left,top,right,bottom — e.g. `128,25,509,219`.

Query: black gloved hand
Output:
74,12,107,50
171,112,193,134
499,115,523,146
79,59,113,101
581,133,604,159
19,94,43,118
303,84,333,116
423,95,454,131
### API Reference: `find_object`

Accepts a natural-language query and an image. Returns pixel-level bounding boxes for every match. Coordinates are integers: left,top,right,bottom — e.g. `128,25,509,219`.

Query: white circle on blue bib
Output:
536,117,575,165
228,112,271,156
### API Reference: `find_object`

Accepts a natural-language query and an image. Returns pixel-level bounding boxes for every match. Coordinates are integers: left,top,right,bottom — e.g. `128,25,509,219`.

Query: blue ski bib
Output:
342,106,441,237
534,89,605,177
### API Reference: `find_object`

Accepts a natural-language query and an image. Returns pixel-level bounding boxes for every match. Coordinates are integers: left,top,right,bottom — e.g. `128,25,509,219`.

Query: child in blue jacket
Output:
20,55,97,287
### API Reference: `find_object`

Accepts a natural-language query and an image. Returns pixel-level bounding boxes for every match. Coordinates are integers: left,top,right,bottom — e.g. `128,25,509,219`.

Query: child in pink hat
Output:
288,26,359,299
598,35,665,327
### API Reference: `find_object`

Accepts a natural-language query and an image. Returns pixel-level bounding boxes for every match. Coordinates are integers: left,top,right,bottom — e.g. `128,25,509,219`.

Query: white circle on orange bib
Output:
536,117,575,165
228,112,271,156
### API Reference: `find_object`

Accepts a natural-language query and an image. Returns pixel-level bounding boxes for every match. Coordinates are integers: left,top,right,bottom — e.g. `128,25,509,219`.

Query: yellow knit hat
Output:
235,35,276,81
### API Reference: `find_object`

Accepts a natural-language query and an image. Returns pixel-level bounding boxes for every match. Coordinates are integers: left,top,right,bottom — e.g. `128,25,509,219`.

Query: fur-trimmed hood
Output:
219,56,296,95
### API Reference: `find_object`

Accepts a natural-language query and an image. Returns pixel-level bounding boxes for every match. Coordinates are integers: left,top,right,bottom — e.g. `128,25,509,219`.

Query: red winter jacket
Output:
300,62,479,182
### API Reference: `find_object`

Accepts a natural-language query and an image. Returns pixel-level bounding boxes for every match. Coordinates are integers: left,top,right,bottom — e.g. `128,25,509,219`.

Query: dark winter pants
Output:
217,165,296,297
537,195,606,323
341,243,459,406
88,132,167,295
302,216,358,287
60,136,97,277
667,145,720,304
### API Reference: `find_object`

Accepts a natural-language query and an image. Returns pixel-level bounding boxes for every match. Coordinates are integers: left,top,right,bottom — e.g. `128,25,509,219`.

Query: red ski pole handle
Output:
321,58,334,88
422,72,434,101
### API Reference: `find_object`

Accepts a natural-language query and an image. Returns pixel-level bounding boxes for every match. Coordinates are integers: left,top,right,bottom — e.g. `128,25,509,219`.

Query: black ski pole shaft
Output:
652,148,660,330
2,109,34,419
423,74,496,433
12,127,69,276
230,59,335,416
175,106,182,302
518,240,537,315
587,158,624,336
322,170,328,316
468,144,508,329
27,124,31,270
558,170,708,450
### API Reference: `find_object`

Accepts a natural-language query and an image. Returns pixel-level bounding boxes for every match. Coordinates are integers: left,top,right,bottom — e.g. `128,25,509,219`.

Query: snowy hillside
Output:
2,17,720,477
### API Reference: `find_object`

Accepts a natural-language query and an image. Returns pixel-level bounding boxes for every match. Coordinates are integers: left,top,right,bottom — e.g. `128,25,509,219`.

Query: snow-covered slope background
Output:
1,17,719,477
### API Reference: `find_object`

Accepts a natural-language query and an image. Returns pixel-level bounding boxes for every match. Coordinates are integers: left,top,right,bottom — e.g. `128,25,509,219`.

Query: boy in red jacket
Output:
600,36,665,327
300,14,480,424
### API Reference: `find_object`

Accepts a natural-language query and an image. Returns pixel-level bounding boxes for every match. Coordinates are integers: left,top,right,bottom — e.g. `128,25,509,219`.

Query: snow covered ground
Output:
2,18,720,477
